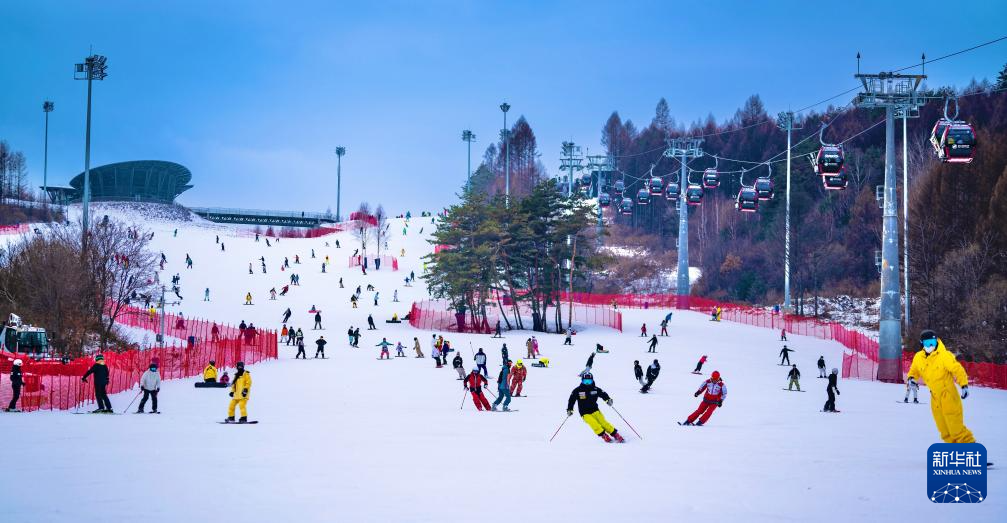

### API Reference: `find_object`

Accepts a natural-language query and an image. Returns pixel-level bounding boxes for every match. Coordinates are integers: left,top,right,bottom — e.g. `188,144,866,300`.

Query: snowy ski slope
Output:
1,204,1003,522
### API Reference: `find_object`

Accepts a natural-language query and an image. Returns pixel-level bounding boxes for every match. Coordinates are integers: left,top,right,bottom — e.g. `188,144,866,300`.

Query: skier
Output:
905,377,920,404
393,290,398,302
432,343,442,368
376,338,392,359
245,292,253,305
510,360,527,396
787,364,801,391
580,353,595,378
414,337,424,358
633,360,644,386
682,371,727,426
817,356,827,378
646,334,658,353
492,360,513,411
640,323,647,337
824,368,840,413
779,345,794,365
500,343,509,363
693,355,707,374
203,361,218,383
780,328,788,341
204,288,210,301
660,320,669,336
6,359,23,411
81,354,112,413
315,336,328,358
493,321,502,338
314,311,323,330
474,348,488,377
352,327,361,348
906,329,975,443
295,337,307,359
136,362,161,413
374,292,379,306
367,314,376,330
640,360,661,393
448,352,464,379
563,329,573,346
566,373,624,443
464,368,491,411
225,362,252,423
532,336,540,358
269,288,277,300
525,338,535,359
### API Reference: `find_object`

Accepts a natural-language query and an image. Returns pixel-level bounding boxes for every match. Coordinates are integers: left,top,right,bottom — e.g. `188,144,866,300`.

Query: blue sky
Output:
2,1,1005,214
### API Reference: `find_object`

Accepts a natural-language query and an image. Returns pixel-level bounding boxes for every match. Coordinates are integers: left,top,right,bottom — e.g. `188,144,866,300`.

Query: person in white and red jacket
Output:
682,371,727,426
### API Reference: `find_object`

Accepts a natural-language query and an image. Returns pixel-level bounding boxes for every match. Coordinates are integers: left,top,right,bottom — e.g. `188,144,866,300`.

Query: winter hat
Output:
95,354,105,361
832,368,839,375
149,363,158,371
236,361,245,370
209,360,216,366
12,359,22,366
919,329,937,342
711,371,721,381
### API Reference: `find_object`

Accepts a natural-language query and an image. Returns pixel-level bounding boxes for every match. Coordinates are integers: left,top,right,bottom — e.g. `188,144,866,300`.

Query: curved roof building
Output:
55,161,192,204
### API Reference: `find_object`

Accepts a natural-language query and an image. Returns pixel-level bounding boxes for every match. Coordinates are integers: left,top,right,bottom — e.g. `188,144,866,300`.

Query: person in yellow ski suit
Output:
906,330,974,444
203,361,218,383
226,361,253,422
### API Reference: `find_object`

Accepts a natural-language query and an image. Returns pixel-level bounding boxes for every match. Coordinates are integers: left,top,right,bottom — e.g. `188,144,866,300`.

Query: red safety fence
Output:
434,245,451,254
408,300,622,334
348,255,399,271
0,224,30,235
0,306,277,412
349,211,378,226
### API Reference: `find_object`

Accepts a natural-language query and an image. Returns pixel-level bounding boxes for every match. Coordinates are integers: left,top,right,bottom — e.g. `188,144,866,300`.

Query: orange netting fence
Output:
408,299,622,334
0,306,277,412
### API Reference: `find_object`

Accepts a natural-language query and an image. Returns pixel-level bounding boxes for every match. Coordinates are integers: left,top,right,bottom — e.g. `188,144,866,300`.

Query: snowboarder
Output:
279,285,289,296
633,360,644,386
315,336,327,358
780,328,788,341
395,342,406,357
510,360,527,396
465,368,491,411
905,377,920,403
660,320,668,336
817,356,826,378
314,311,323,330
693,355,708,374
367,314,376,330
203,361,218,383
646,334,658,353
269,288,277,300
225,362,252,423
787,364,801,391
906,329,975,443
640,323,647,337
353,328,361,347
492,360,512,411
824,368,840,413
640,360,661,393
779,345,794,365
682,371,727,426
500,343,509,363
245,292,253,305
580,353,595,378
414,337,424,358
282,308,292,324
374,292,379,306
566,373,624,443
563,329,573,346
136,362,161,413
295,337,306,359
474,348,488,377
204,288,210,301
81,354,112,413
493,321,502,338
376,338,392,359
6,359,23,411
393,290,398,302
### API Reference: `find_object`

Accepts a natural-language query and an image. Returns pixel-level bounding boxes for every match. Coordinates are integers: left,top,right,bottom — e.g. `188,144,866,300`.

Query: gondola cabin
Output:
613,180,625,195
823,171,849,190
754,177,774,200
686,184,704,206
736,187,759,212
816,146,845,176
619,197,633,215
636,188,651,205
665,182,680,202
648,176,664,195
702,168,720,188
930,120,975,164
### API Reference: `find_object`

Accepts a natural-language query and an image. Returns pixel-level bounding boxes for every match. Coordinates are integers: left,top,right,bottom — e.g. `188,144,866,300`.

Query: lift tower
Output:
664,138,703,309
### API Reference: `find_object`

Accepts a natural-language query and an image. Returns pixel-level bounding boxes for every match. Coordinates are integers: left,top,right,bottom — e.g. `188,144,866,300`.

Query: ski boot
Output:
599,432,613,443
695,421,705,426
136,409,144,414
238,416,248,424
681,421,693,426
91,408,104,413
224,416,235,423
502,406,510,412
491,405,498,411
913,399,919,404
610,431,625,443
904,398,908,403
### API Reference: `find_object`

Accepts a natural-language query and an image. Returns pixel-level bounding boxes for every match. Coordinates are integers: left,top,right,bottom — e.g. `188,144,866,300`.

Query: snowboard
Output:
691,371,703,375
2,409,23,413
896,400,927,404
820,410,841,413
376,358,392,361
134,411,161,414
314,356,328,359
73,411,123,415
782,389,806,392
218,420,259,424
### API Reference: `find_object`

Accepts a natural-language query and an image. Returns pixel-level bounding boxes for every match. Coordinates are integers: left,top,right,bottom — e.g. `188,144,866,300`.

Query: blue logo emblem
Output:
927,443,987,503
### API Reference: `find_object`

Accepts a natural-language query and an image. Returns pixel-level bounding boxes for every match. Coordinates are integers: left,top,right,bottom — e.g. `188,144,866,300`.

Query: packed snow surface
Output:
1,205,1003,522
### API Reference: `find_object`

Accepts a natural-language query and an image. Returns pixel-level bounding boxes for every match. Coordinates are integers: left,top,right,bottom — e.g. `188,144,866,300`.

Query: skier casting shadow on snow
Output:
491,360,512,411
566,373,624,443
633,360,644,386
824,368,840,412
464,368,490,411
787,365,801,391
646,335,658,353
640,360,660,393
779,345,794,365
225,362,252,423
817,356,826,378
81,354,113,413
682,371,726,426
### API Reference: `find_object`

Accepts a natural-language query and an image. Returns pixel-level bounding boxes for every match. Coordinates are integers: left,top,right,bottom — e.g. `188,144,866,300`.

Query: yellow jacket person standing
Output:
906,330,974,443
203,361,218,383
226,361,253,423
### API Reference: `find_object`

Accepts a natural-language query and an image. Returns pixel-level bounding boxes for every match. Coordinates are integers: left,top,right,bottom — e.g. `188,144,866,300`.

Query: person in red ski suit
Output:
509,360,527,396
683,371,727,426
693,355,707,373
464,368,491,411
640,323,647,337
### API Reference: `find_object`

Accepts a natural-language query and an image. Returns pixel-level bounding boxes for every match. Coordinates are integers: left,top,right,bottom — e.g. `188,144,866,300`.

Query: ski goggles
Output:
582,379,594,385
922,338,938,349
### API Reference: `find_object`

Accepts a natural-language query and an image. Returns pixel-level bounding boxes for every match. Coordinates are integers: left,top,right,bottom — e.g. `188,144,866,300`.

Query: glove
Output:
836,390,841,395
81,377,87,383
242,389,248,398
694,391,701,397
567,410,573,416
717,400,723,407
606,399,613,406
961,386,969,399
229,392,234,397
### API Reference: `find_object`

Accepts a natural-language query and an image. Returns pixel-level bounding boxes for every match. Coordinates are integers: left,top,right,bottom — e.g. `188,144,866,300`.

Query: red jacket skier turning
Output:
465,368,491,411
682,371,727,426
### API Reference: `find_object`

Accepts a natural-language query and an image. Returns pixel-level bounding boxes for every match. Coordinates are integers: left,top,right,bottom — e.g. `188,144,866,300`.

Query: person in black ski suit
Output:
295,336,307,359
640,360,661,393
824,368,840,412
315,336,327,358
779,345,794,365
81,354,112,413
817,356,827,378
452,353,465,380
314,312,323,330
282,308,292,324
633,360,644,386
6,359,23,411
367,314,376,330
566,373,624,443
646,335,658,353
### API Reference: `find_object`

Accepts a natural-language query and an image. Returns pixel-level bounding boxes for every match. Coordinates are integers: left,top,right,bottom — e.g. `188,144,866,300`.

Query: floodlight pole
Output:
902,112,910,328
854,70,925,382
664,138,703,309
43,101,54,199
462,130,476,183
500,103,510,207
335,147,346,222
777,112,801,311
75,54,108,246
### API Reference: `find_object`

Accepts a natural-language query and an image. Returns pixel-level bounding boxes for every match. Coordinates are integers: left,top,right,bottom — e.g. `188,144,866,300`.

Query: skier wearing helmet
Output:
510,360,527,397
906,329,975,443
5,359,23,411
682,371,727,426
566,373,624,443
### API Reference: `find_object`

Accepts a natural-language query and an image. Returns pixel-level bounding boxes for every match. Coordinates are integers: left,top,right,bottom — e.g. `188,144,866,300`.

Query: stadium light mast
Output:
74,53,108,244
335,147,346,222
42,101,54,200
461,130,476,183
500,102,511,207
777,111,802,312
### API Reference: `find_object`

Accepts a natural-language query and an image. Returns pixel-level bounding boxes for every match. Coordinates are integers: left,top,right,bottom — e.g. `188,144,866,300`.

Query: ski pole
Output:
459,388,468,410
608,404,643,440
122,390,143,414
549,414,571,443
484,387,497,400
